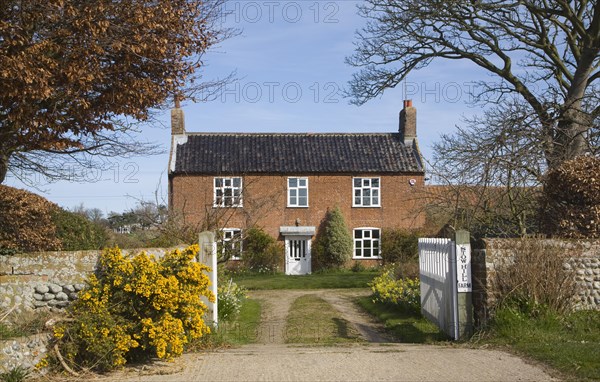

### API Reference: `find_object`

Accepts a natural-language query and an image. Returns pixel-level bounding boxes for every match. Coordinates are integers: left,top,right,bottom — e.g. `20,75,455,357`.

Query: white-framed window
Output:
214,177,243,207
219,228,242,260
353,228,381,259
353,177,380,207
288,177,308,207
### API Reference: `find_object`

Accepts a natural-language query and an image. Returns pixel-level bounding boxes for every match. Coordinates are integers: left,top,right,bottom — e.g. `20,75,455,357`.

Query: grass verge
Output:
0,323,26,340
356,297,447,343
480,307,600,381
285,294,363,345
233,270,378,290
0,310,54,340
188,298,261,349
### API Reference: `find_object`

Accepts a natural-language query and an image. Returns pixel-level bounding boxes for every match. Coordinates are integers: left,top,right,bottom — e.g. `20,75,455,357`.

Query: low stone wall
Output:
472,238,600,326
0,333,50,373
0,247,179,314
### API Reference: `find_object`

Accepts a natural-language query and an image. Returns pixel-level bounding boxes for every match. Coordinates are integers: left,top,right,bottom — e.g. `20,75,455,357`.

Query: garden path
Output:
94,289,558,382
247,288,393,344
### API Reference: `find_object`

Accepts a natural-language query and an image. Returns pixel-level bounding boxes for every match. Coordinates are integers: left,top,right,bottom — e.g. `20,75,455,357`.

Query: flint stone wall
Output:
0,247,180,314
472,238,600,326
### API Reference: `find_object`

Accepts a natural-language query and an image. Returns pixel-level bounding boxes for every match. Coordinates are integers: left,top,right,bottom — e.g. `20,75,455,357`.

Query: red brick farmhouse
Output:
168,101,425,274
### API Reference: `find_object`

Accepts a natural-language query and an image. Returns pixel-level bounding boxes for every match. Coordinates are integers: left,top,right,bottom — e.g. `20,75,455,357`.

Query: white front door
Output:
285,236,311,275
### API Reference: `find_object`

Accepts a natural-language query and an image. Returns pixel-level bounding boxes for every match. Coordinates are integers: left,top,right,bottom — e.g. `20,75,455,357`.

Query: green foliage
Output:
542,156,600,238
217,278,247,322
52,209,109,250
486,307,600,381
357,297,447,343
380,229,419,264
233,270,378,290
350,261,365,273
52,245,213,372
242,227,281,273
189,298,261,349
0,366,30,382
370,268,421,312
0,310,53,341
314,207,353,270
0,323,24,340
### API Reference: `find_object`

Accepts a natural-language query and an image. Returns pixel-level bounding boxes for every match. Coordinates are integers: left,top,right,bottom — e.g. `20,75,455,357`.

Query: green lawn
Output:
356,297,448,343
217,298,262,345
285,294,363,345
483,307,600,381
189,298,262,349
233,270,378,290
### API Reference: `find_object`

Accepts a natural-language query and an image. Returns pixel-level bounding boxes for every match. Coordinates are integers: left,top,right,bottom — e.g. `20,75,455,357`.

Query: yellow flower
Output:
53,325,65,340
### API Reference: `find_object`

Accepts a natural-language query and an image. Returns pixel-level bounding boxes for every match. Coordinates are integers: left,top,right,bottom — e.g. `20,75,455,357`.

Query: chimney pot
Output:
399,100,416,145
171,101,185,135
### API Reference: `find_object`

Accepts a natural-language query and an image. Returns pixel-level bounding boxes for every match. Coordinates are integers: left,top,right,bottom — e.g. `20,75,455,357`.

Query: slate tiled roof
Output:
171,133,423,175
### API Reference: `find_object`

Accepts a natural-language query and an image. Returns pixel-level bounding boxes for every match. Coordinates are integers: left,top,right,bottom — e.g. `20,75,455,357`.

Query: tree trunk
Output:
0,152,8,184
548,43,599,168
547,102,593,169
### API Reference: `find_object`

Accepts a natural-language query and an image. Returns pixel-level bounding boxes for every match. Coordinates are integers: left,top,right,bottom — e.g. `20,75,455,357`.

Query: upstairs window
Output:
219,228,242,260
353,228,381,259
214,177,243,207
353,177,380,207
288,177,308,207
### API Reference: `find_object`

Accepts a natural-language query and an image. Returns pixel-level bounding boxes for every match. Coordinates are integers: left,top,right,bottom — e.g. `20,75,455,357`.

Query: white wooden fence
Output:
418,238,459,340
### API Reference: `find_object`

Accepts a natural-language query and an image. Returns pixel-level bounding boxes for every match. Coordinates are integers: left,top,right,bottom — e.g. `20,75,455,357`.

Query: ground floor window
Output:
219,228,242,260
353,227,380,258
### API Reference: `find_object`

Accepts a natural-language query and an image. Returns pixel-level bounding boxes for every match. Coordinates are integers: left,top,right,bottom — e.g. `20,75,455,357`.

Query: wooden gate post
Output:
454,230,473,340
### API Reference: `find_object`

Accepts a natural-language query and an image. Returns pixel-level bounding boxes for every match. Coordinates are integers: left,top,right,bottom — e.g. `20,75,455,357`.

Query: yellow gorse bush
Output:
52,245,214,372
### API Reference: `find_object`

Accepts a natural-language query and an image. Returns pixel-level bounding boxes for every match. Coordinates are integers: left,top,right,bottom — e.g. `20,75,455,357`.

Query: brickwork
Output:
170,173,425,253
170,173,424,270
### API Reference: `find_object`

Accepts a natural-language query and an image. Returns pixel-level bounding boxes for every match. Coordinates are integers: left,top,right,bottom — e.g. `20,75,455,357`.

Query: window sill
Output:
212,205,244,208
287,206,309,208
352,205,381,208
352,257,382,260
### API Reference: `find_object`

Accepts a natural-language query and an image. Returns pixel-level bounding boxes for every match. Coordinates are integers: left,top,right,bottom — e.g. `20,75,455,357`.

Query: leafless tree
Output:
425,101,544,237
347,0,600,168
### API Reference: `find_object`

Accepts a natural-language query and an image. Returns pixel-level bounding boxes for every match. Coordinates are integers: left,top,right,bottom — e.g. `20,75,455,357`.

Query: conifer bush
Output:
51,245,213,372
314,207,353,269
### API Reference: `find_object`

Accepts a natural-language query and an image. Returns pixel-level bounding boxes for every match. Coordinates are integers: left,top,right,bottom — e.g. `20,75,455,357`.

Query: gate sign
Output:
456,243,472,292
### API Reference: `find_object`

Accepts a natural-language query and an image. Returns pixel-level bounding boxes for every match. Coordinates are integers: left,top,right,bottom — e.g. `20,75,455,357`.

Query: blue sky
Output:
5,1,488,215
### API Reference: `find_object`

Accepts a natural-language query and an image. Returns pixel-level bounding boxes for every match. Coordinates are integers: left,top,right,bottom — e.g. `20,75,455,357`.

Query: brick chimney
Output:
399,99,416,145
171,97,185,135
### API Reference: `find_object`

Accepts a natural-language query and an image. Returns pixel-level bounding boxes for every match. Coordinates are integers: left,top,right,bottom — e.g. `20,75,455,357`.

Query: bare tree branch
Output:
346,0,600,167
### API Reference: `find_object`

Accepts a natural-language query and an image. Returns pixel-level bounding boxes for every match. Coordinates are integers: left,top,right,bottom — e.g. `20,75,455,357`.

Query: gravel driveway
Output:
96,289,557,382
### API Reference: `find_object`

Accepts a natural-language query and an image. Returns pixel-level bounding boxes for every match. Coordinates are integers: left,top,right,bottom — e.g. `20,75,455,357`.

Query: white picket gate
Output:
418,238,459,340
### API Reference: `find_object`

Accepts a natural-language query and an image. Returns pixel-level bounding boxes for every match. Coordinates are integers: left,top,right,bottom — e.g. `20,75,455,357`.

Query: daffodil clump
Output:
217,278,247,321
370,268,421,312
53,245,214,372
